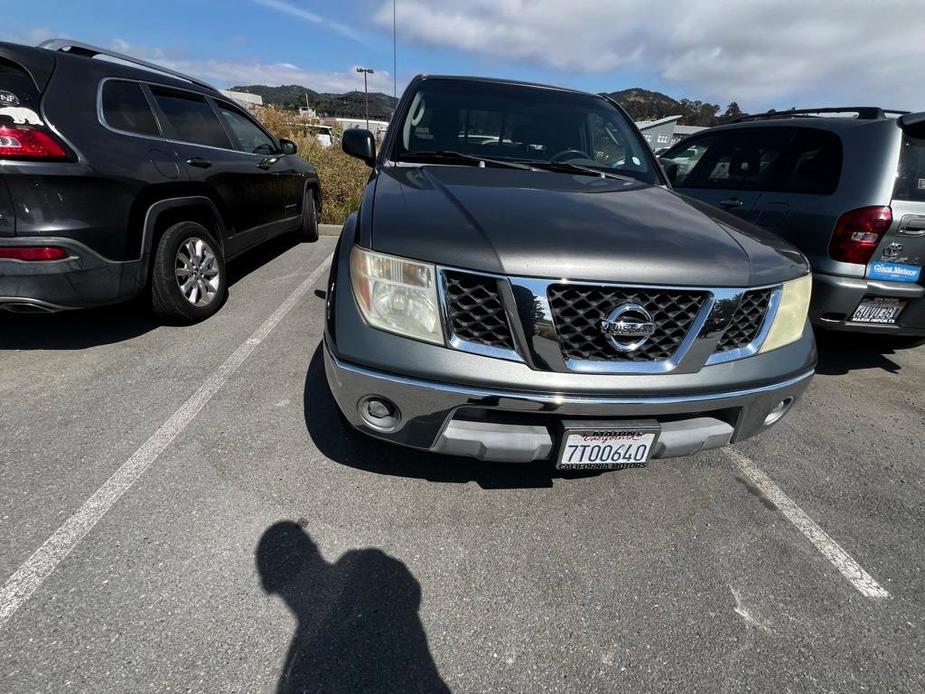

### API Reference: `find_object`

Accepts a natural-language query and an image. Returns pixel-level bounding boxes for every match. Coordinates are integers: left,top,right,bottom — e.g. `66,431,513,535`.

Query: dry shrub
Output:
258,106,369,226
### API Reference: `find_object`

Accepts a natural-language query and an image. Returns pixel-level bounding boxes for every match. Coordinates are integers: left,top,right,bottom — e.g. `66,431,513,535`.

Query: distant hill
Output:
603,87,745,126
231,84,399,119
232,83,742,125
605,88,682,121
232,84,320,110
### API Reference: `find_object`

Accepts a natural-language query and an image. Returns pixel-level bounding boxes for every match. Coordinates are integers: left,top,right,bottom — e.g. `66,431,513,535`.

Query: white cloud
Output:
253,0,366,44
375,0,925,110
2,29,393,95
0,27,64,46
106,39,394,94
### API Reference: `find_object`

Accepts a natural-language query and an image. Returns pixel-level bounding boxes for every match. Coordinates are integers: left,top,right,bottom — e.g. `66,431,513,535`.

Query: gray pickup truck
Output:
324,75,816,470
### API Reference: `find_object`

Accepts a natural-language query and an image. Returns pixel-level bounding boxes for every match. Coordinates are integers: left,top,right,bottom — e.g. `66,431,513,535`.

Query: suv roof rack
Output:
38,39,218,92
731,106,910,123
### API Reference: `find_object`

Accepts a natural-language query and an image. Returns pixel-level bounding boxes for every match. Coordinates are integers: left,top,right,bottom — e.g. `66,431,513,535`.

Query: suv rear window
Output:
151,88,231,149
0,57,41,114
778,128,842,195
101,80,160,137
895,120,925,202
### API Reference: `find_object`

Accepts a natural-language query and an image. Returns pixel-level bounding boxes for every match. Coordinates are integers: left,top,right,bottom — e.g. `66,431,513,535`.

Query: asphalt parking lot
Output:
1,235,923,693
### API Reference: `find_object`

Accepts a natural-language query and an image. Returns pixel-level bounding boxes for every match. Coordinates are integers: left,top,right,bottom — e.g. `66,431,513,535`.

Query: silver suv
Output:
664,108,925,337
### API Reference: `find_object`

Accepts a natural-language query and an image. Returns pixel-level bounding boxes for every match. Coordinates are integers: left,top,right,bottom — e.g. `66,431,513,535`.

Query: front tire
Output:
298,189,320,242
151,222,227,323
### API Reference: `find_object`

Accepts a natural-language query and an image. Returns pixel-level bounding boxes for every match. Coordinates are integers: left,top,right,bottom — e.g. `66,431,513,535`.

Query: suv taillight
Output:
828,206,892,264
0,246,70,261
0,124,69,160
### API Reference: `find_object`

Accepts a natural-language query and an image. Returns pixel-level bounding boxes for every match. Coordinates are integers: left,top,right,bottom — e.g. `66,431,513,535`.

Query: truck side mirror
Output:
342,129,376,167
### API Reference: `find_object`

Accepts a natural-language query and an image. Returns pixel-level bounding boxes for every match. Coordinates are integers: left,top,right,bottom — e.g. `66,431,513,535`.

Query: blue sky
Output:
3,0,923,112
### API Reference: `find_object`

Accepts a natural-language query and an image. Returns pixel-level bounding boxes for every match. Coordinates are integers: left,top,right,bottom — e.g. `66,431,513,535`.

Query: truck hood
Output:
368,165,808,287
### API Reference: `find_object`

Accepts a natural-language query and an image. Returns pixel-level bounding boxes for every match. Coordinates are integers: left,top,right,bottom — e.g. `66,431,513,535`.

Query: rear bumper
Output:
811,272,925,335
323,340,814,463
0,237,145,311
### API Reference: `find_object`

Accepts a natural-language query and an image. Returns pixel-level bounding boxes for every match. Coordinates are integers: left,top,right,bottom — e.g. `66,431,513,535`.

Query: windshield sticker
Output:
917,178,925,190
0,90,20,106
0,106,44,126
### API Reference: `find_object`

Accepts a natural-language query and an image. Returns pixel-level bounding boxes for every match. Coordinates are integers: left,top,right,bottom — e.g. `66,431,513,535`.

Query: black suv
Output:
0,39,321,321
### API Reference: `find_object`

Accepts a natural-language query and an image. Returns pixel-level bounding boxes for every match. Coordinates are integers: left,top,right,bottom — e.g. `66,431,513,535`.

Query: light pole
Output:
356,67,374,131
393,0,397,101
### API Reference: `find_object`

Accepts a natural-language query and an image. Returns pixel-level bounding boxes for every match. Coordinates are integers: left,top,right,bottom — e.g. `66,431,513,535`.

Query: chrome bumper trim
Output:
327,347,814,407
324,340,814,457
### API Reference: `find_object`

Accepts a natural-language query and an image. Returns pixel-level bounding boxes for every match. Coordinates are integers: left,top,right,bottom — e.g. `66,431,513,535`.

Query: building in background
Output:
220,90,264,114
333,117,391,140
635,115,706,151
671,124,706,146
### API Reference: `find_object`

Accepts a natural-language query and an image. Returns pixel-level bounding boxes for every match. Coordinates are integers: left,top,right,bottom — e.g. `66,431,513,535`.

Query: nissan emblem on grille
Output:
600,303,657,352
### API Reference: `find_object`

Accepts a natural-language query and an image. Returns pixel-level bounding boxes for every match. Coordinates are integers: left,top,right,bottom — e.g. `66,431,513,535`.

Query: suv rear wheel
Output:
298,188,320,242
151,221,227,322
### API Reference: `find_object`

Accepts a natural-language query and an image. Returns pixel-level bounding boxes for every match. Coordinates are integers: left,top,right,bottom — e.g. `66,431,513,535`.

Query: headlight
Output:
350,246,443,344
759,274,812,353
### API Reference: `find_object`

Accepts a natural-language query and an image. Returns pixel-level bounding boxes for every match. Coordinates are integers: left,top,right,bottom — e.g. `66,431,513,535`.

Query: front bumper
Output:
324,340,814,463
0,237,146,311
811,272,925,336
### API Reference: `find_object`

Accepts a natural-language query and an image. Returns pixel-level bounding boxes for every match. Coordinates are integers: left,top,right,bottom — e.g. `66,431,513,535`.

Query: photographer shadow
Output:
257,521,449,694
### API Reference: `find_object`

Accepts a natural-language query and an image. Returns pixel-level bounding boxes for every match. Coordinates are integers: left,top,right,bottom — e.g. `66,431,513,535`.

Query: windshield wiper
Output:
519,159,633,182
401,150,635,181
399,150,532,171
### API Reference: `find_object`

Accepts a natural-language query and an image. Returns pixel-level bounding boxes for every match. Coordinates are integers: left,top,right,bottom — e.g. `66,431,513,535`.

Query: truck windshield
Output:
391,78,659,184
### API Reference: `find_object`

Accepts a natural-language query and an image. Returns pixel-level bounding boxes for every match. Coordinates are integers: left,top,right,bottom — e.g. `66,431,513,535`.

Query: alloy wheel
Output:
174,237,221,307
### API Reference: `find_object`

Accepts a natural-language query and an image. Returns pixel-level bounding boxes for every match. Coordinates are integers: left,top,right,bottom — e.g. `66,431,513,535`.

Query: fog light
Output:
358,396,401,432
763,398,794,426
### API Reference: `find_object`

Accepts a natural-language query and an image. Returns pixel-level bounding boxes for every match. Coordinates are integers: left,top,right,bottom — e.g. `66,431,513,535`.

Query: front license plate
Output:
851,297,906,324
557,420,660,470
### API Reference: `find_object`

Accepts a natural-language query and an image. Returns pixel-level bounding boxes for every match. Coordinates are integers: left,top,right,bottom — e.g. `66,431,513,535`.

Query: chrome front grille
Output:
441,270,514,350
547,284,709,362
437,265,780,373
716,288,773,352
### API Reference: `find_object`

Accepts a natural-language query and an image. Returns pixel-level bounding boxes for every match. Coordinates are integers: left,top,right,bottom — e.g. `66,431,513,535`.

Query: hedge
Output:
258,106,370,226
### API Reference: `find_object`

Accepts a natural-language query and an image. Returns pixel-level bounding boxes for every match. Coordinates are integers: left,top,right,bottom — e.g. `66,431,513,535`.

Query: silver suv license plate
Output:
851,297,905,324
557,420,660,470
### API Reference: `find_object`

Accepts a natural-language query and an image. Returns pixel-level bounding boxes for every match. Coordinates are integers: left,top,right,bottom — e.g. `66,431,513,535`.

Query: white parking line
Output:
726,448,889,600
0,252,334,629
